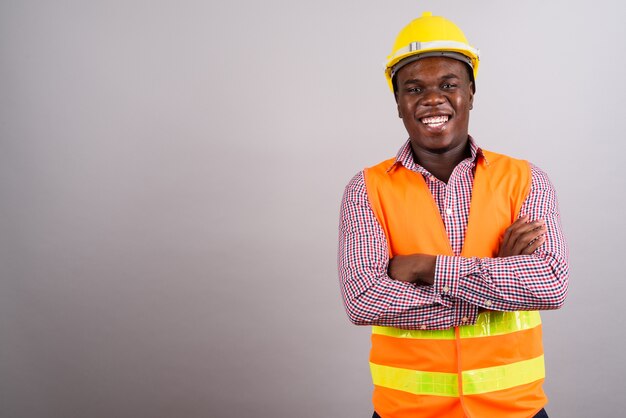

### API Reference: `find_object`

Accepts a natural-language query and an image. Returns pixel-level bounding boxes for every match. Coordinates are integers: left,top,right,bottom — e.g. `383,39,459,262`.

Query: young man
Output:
338,12,569,418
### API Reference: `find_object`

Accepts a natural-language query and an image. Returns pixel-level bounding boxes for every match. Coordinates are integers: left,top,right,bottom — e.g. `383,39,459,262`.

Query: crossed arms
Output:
338,166,569,330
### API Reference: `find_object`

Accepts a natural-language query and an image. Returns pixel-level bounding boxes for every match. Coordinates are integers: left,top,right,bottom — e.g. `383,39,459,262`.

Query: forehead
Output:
396,56,470,82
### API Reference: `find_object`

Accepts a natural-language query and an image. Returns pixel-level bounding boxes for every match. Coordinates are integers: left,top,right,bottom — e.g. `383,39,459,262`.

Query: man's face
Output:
395,57,474,155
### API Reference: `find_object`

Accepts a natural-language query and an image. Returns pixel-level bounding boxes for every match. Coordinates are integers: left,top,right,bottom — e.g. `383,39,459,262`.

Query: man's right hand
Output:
498,215,546,257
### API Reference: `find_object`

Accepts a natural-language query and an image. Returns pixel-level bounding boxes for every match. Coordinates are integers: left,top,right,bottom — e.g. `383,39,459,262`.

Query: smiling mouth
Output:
420,115,449,127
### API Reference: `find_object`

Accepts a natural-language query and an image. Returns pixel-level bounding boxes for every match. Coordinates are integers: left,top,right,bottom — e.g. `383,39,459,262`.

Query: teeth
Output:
421,115,449,126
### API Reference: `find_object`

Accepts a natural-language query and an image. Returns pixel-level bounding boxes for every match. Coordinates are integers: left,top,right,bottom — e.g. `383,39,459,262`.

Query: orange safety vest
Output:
364,150,546,418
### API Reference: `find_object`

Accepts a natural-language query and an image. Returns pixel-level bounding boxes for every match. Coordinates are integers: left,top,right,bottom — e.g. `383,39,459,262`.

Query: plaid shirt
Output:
338,138,569,330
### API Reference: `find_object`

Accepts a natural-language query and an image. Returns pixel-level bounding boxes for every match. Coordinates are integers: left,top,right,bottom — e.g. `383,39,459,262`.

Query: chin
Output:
412,137,454,152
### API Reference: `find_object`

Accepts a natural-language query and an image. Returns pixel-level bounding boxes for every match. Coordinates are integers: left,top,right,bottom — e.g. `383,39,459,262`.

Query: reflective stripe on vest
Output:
371,354,545,397
372,310,542,340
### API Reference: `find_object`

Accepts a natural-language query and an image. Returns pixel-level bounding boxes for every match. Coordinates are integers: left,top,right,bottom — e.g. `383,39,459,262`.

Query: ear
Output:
395,93,403,118
468,84,474,110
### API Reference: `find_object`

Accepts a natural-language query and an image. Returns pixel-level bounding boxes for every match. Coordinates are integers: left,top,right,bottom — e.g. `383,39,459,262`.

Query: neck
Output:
410,140,471,183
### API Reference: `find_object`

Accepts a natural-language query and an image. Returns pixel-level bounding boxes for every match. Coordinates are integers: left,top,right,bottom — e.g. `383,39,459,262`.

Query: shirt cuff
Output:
434,255,460,305
435,255,486,296
435,255,483,323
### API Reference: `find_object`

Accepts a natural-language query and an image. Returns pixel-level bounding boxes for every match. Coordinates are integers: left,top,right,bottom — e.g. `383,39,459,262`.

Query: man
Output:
338,12,569,418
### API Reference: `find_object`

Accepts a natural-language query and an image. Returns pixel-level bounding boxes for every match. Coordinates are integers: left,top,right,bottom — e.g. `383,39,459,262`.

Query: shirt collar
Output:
389,135,487,174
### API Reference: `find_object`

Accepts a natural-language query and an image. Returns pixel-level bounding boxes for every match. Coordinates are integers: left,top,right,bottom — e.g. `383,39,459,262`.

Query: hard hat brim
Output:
390,51,474,81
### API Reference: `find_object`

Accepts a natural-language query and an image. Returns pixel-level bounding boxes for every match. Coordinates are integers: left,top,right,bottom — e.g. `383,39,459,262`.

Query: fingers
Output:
501,215,528,245
520,234,546,255
499,215,547,257
508,218,545,251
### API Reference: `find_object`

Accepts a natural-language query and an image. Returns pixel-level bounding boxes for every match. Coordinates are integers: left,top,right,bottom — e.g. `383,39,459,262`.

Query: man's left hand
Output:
388,254,437,285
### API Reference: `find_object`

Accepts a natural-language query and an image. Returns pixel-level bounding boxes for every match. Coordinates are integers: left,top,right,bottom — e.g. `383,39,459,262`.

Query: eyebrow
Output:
402,73,462,85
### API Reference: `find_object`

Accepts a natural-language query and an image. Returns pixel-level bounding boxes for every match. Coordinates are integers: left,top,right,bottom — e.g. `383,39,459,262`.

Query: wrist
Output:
413,254,436,285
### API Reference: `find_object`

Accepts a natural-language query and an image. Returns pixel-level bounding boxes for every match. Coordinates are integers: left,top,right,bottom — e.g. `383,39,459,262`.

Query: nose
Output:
420,89,445,106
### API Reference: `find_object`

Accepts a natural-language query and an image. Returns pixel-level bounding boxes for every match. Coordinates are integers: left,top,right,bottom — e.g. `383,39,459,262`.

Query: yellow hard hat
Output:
385,12,480,92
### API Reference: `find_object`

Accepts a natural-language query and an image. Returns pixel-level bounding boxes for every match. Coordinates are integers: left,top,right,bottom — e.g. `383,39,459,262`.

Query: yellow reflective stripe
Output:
459,311,541,338
370,355,545,398
370,362,459,397
462,355,545,395
372,326,455,340
372,311,541,340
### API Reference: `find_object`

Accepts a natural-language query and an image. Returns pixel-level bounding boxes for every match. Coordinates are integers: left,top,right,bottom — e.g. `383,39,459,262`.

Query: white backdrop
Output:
1,1,625,417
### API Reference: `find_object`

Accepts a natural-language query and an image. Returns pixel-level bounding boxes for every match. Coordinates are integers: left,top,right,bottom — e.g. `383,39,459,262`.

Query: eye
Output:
406,86,422,94
442,83,457,90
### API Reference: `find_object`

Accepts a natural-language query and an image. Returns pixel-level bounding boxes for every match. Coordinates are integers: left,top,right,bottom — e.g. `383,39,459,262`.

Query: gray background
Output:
1,0,624,417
